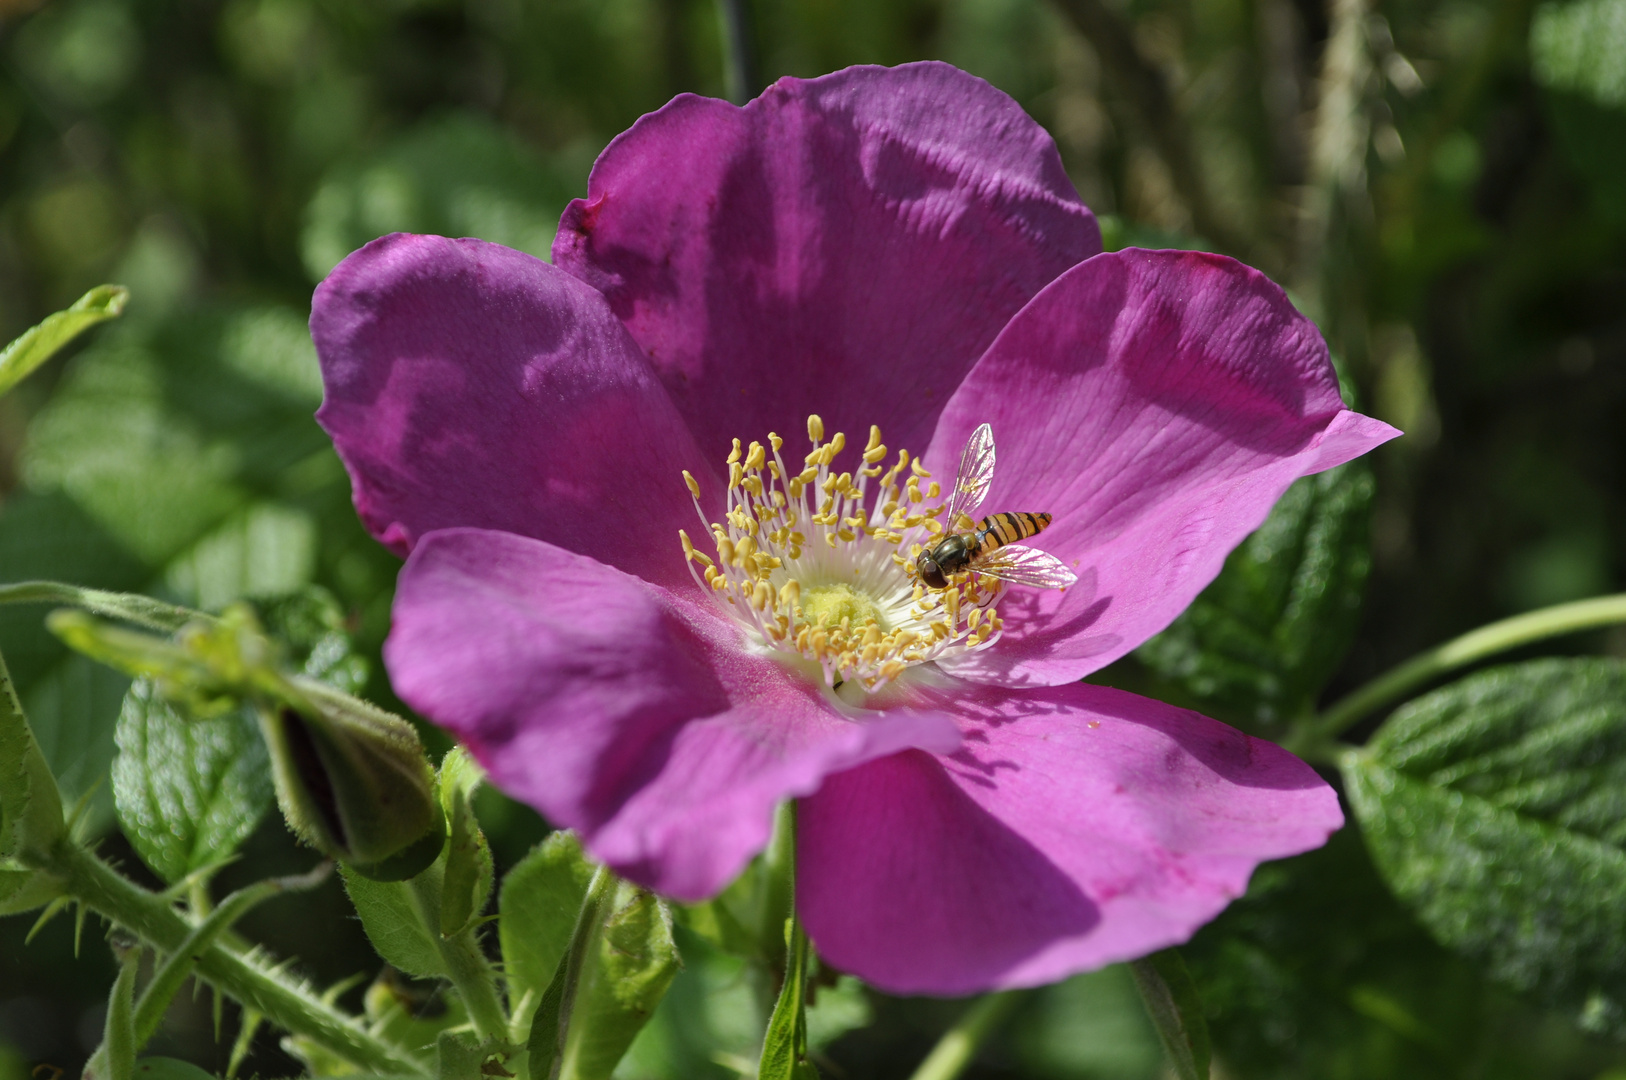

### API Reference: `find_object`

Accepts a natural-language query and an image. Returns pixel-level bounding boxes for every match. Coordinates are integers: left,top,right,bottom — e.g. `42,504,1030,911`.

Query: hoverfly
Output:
914,423,1077,591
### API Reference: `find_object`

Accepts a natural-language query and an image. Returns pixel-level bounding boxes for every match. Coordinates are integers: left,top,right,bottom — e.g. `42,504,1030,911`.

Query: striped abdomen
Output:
972,512,1052,556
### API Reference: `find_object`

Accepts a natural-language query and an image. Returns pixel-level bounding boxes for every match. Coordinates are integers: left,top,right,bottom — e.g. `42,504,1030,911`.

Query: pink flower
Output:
311,62,1398,995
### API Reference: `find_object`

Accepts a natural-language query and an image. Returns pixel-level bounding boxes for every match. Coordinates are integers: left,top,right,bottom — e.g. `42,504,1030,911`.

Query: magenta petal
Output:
312,233,715,590
798,681,1339,995
385,527,961,901
554,62,1101,460
925,249,1400,686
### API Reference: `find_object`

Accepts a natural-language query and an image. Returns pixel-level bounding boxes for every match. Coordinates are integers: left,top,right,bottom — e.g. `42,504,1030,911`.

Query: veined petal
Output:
554,61,1101,463
313,233,716,590
385,527,961,901
925,248,1401,686
798,680,1340,995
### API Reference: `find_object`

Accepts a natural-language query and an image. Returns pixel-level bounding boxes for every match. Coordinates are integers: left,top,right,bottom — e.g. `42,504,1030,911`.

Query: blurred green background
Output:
0,0,1623,1076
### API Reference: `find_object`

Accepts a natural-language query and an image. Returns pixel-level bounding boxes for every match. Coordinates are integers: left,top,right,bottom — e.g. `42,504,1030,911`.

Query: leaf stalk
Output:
42,839,431,1075
1301,592,1626,748
905,992,1026,1080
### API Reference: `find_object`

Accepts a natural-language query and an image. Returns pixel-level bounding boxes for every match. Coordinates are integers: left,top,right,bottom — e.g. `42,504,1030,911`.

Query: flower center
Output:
678,414,1005,694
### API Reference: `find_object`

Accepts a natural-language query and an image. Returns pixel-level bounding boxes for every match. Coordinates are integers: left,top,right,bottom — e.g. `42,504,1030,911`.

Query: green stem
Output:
133,865,330,1051
536,865,616,1079
1304,593,1626,745
0,581,203,632
760,801,796,960
407,872,509,1046
906,992,1026,1080
49,840,430,1075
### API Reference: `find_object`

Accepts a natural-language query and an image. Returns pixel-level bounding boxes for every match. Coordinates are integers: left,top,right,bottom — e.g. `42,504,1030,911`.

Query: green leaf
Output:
0,284,128,399
562,882,680,1079
1343,657,1626,1037
112,679,274,883
500,832,594,1017
1137,462,1374,734
0,865,65,915
758,916,819,1080
1531,0,1626,108
528,869,680,1080
438,748,494,939
342,863,448,980
1128,949,1212,1080
0,647,65,865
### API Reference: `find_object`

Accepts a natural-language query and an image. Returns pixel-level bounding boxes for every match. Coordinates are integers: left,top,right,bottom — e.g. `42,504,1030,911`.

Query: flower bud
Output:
258,686,443,881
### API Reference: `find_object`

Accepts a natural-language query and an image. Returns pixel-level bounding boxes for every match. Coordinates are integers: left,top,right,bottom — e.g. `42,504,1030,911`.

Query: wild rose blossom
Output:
311,62,1399,995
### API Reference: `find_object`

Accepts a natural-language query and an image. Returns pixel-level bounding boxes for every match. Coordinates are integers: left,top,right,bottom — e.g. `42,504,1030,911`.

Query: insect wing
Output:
945,423,996,527
971,545,1077,590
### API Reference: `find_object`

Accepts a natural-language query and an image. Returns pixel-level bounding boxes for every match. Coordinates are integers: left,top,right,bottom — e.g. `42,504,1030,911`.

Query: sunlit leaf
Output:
111,679,273,883
0,284,127,399
1531,0,1626,108
1344,658,1626,1038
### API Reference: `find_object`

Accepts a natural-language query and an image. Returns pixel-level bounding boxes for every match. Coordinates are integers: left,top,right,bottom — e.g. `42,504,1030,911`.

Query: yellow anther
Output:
829,431,846,456
865,425,883,451
967,607,984,631
716,536,735,564
769,432,783,452
779,580,801,607
879,660,906,682
927,481,942,500
808,415,825,443
910,459,931,478
745,441,767,471
683,471,702,498
751,582,772,610
729,462,744,489
728,438,742,464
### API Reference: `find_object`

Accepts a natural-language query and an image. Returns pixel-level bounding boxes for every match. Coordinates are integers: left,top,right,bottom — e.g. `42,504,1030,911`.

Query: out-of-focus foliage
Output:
1,0,1624,1075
